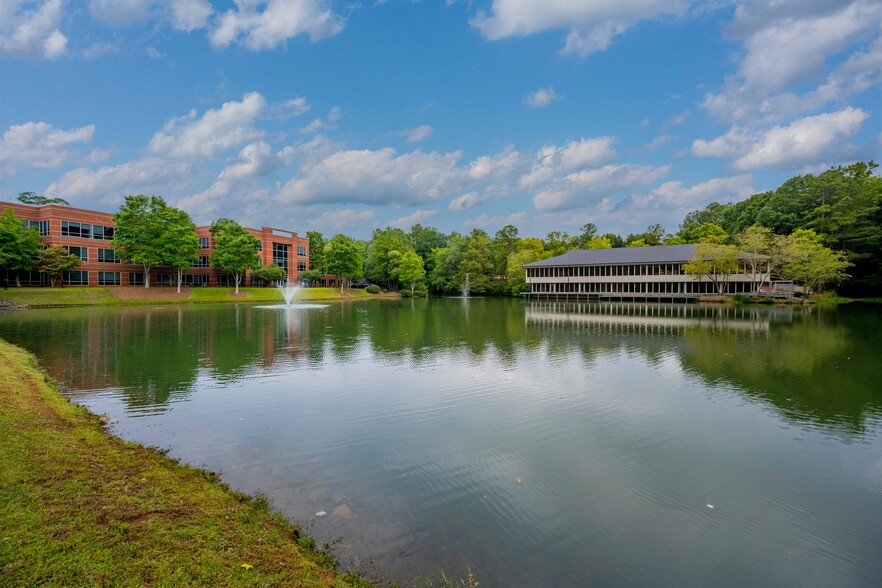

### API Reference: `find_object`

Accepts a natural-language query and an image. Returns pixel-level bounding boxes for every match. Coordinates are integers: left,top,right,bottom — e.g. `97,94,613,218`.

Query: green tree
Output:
251,263,287,285
626,238,649,247
583,236,612,249
491,224,520,275
602,233,625,248
159,207,201,293
575,223,598,248
325,234,364,293
365,228,413,290
506,248,538,295
17,192,70,206
398,250,426,296
408,224,448,272
543,231,576,258
299,268,323,286
306,231,326,274
37,247,82,287
462,229,495,294
429,233,468,293
734,225,780,295
683,243,740,295
112,195,172,288
683,223,728,244
781,229,852,293
0,208,43,287
210,219,260,294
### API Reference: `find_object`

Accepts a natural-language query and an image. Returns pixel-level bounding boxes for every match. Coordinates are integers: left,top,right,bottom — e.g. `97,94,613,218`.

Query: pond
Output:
1,299,881,587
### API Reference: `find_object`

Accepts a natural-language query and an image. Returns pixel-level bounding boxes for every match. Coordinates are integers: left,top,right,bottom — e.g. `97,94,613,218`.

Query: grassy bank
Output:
0,338,371,587
0,286,394,308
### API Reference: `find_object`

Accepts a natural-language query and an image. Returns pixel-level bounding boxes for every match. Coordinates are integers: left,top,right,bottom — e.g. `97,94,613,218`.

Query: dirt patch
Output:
113,287,191,300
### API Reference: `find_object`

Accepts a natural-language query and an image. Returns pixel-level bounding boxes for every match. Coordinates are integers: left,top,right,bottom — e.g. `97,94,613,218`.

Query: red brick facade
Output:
2,201,317,287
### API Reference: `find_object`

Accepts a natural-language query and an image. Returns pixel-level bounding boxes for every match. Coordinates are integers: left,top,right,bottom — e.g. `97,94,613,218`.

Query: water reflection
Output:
1,300,881,587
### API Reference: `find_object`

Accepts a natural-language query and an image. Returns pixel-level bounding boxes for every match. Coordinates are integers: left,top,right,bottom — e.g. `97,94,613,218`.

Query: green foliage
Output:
574,222,598,248
733,293,752,304
397,250,426,296
37,247,82,287
159,207,201,293
505,248,537,295
543,231,576,257
0,208,43,286
626,224,666,246
683,243,740,294
683,223,728,244
626,238,649,247
491,224,520,275
429,233,467,293
17,191,70,206
602,232,625,248
461,229,495,294
364,284,380,294
210,219,260,294
251,263,287,285
408,224,448,275
364,227,414,289
306,231,326,274
112,195,172,287
299,268,323,286
780,229,852,293
325,234,364,291
583,235,612,249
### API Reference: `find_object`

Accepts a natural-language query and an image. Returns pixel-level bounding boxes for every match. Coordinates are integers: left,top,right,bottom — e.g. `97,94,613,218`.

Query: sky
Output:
1,0,880,240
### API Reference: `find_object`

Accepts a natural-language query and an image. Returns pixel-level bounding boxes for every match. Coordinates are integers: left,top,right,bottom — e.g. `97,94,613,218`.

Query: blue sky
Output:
1,0,880,240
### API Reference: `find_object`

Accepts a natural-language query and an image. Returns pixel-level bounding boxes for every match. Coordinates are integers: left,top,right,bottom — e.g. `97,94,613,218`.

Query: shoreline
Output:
0,338,379,587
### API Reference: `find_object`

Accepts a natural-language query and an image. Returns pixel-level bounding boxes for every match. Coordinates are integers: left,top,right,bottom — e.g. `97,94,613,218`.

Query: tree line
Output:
3,161,879,296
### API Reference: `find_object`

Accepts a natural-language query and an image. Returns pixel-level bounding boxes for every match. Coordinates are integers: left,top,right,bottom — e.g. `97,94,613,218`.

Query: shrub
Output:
733,293,751,304
758,297,775,304
365,284,380,294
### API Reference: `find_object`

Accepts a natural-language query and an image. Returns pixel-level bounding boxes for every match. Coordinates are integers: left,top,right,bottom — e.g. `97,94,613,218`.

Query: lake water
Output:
2,299,881,587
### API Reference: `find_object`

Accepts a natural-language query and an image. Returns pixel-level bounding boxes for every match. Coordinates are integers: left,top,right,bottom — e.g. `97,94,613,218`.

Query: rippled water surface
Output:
2,299,881,587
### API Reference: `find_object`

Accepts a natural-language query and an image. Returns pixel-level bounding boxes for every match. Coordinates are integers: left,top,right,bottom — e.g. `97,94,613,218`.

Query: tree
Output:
113,195,172,288
583,236,612,249
251,263,287,285
734,226,782,295
602,233,625,248
544,231,576,258
398,251,426,296
575,223,598,248
160,207,201,293
325,234,364,293
17,192,69,206
365,228,413,290
491,224,520,275
306,231,326,274
408,224,448,273
210,219,260,294
781,229,851,293
682,223,728,244
299,268,323,286
626,238,649,247
462,229,495,294
506,248,538,295
429,233,468,293
683,243,740,295
37,247,82,287
0,208,43,287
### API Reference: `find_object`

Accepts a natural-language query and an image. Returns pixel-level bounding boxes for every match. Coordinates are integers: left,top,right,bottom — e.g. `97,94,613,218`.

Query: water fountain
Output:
462,273,470,298
278,280,300,306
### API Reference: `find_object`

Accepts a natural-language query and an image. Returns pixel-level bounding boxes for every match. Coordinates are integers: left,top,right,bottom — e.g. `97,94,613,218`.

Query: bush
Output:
733,293,751,304
365,284,380,294
758,296,775,304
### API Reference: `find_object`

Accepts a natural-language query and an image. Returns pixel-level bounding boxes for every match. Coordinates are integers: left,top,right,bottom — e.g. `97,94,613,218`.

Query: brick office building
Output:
1,201,316,287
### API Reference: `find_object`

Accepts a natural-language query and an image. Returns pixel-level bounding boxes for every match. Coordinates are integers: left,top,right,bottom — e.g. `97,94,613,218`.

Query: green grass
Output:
0,286,389,308
0,338,374,587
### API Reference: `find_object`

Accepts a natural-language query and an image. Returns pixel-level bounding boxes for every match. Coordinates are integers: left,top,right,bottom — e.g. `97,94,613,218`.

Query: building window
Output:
273,243,289,277
64,271,88,285
199,236,210,248
297,261,307,272
97,248,120,263
63,246,88,261
297,246,307,256
216,273,236,287
181,274,208,287
155,273,173,287
97,271,121,286
129,272,145,286
193,255,210,268
23,220,50,236
92,225,114,240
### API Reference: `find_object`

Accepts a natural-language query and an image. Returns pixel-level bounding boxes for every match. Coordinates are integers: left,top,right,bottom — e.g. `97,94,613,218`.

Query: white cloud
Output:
219,141,285,182
310,208,377,231
702,1,881,123
532,163,671,211
644,134,674,152
209,0,345,51
82,41,118,59
524,87,563,108
463,211,528,230
399,125,434,143
519,136,617,188
279,147,465,205
733,107,869,170
389,209,438,228
693,107,869,169
629,175,755,211
146,92,266,159
0,122,94,177
1,0,68,59
448,191,489,211
89,0,212,31
283,96,310,116
470,0,687,57
45,158,189,203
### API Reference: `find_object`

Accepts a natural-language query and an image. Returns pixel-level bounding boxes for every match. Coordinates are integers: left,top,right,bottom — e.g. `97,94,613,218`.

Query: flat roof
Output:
523,244,700,267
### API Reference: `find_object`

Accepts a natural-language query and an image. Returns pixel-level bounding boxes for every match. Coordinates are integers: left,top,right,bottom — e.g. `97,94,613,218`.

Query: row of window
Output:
61,220,115,240
531,280,756,294
528,263,691,278
23,220,50,236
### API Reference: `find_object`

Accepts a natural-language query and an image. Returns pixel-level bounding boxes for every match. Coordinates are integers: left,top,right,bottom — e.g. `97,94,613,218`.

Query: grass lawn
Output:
0,286,395,307
0,338,372,587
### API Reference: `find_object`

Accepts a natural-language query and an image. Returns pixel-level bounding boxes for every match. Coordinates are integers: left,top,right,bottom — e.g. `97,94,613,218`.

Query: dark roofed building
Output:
522,244,785,301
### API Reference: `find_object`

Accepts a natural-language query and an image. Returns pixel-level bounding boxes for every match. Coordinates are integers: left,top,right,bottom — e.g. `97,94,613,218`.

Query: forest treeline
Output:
309,161,881,297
